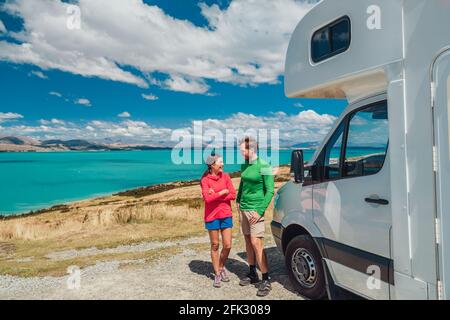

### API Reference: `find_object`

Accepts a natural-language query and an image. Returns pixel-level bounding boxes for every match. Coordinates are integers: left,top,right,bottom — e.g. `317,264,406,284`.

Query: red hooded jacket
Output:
200,172,236,222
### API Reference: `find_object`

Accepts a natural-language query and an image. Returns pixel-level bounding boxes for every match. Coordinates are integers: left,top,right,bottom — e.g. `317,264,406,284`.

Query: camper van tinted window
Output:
344,102,389,178
311,16,350,63
312,29,331,62
331,19,351,52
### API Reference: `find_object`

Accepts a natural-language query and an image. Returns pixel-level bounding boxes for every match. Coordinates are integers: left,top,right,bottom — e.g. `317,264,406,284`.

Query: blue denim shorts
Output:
205,217,233,231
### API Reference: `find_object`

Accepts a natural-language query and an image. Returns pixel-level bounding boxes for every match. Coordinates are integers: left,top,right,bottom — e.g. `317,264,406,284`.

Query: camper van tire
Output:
285,235,326,300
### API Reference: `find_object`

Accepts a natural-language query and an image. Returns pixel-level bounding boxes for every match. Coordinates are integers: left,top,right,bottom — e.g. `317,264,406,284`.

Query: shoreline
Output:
0,166,290,220
0,178,205,220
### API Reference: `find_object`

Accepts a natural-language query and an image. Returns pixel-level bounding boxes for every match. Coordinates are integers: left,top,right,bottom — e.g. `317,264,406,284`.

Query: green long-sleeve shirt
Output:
236,157,275,216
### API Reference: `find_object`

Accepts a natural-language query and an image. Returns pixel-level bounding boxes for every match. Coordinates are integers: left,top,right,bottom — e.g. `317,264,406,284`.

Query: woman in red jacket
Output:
201,153,236,288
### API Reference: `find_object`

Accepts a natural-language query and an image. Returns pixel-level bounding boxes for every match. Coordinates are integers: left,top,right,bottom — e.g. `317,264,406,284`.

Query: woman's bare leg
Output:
219,228,232,270
208,230,220,275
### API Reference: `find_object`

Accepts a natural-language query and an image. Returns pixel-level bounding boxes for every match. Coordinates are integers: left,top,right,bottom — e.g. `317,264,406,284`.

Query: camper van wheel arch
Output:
281,224,311,254
285,235,327,300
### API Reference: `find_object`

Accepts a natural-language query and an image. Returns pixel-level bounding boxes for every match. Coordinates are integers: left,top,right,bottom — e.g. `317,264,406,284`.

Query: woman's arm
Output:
201,179,223,203
223,174,237,201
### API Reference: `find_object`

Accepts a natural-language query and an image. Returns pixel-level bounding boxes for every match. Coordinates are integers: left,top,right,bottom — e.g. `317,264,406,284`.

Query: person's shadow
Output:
188,247,299,296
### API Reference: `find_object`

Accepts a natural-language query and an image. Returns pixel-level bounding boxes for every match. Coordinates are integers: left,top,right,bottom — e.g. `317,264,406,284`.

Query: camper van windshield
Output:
344,102,389,178
311,16,351,63
319,101,388,181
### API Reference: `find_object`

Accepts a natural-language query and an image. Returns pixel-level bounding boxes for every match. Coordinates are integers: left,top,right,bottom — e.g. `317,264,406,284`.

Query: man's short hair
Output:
239,136,258,151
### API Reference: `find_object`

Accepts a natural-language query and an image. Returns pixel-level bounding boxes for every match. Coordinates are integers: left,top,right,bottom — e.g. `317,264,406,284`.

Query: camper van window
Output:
311,16,351,63
343,102,389,178
312,29,331,62
331,19,351,52
324,122,345,179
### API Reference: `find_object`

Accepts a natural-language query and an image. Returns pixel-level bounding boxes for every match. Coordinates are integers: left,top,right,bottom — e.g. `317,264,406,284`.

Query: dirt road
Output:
0,236,302,300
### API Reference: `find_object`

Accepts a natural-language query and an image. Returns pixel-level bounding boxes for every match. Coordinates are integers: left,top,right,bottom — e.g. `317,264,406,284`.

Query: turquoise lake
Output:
0,148,383,216
0,149,301,215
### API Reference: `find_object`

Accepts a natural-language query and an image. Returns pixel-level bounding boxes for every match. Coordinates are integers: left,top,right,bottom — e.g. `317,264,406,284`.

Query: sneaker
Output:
256,280,272,297
239,273,259,286
220,268,230,282
213,274,222,288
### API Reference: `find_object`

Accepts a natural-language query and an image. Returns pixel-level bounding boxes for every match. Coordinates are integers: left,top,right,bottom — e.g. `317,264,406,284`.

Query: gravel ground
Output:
45,236,211,261
0,237,302,300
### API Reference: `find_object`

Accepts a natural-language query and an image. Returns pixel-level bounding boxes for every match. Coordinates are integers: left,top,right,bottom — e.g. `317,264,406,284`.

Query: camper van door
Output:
432,49,450,300
313,98,392,300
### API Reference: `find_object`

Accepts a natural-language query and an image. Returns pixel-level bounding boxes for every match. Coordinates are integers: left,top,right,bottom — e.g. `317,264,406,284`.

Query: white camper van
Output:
271,0,450,300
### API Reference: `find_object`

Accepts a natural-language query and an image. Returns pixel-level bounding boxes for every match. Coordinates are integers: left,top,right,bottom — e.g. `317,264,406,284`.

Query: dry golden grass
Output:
0,166,290,277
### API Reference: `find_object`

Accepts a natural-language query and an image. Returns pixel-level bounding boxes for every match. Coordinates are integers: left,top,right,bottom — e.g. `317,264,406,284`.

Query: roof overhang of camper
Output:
285,0,403,103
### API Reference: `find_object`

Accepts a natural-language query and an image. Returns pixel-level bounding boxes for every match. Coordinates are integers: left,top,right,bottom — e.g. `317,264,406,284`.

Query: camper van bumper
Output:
271,221,283,251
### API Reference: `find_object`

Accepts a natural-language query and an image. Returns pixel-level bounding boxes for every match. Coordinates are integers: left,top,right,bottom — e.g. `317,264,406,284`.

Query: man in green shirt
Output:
237,137,274,297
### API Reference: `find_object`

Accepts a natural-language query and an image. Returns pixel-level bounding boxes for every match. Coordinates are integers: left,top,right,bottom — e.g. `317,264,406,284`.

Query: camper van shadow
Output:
188,247,301,297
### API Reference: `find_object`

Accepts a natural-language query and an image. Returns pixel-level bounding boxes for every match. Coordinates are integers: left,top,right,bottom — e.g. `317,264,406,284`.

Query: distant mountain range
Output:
0,136,170,152
0,136,322,152
290,141,321,149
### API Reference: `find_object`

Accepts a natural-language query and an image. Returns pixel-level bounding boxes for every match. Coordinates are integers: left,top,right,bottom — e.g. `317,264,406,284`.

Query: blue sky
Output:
0,0,347,146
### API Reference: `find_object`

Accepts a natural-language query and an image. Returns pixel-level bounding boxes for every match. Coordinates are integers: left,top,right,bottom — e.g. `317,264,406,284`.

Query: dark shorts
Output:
205,217,233,231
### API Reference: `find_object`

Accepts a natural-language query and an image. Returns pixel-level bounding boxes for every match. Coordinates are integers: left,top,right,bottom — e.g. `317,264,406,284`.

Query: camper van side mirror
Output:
291,150,304,184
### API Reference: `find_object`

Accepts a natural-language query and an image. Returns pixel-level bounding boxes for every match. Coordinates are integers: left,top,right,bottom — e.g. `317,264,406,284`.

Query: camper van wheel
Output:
285,235,326,300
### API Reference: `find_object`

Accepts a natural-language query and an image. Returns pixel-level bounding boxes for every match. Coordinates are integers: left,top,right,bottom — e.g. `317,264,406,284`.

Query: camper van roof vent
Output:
311,16,351,63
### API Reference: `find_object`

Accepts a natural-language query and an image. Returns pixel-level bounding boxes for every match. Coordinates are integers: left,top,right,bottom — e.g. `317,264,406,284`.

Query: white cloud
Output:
0,0,318,93
198,110,337,144
164,75,210,95
141,93,158,101
118,111,131,118
75,98,92,107
0,109,336,146
49,91,62,97
51,119,63,124
0,112,24,123
29,70,48,79
89,120,106,127
0,20,6,33
39,118,66,125
81,119,172,141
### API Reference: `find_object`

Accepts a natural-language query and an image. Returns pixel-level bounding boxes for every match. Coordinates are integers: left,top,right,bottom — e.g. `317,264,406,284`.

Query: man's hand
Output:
248,211,260,225
219,189,230,196
208,188,215,195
